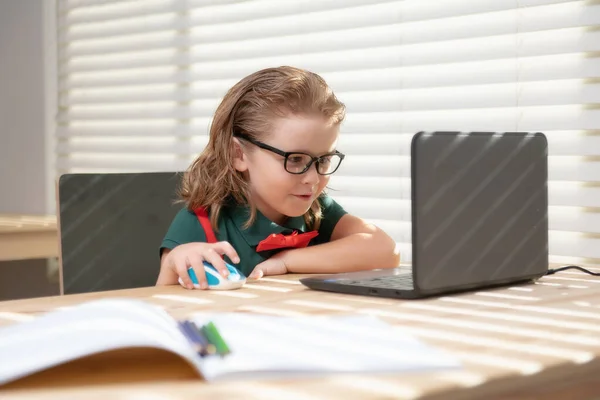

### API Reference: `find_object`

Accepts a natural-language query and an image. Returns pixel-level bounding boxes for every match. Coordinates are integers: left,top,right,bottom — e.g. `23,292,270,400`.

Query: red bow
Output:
256,230,319,252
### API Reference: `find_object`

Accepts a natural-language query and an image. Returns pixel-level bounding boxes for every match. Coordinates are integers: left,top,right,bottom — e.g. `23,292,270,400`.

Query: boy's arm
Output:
156,249,176,285
156,208,207,286
250,214,399,278
284,213,400,273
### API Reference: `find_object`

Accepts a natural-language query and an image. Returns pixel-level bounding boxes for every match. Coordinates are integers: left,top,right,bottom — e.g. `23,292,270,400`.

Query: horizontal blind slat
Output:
63,0,185,25
56,124,211,137
62,53,600,88
333,196,600,234
56,156,189,171
58,81,600,122
393,233,600,262
364,222,600,259
519,0,574,6
56,107,600,132
192,33,594,74
55,138,208,155
63,32,188,59
549,233,600,259
56,128,600,158
174,30,600,81
66,0,245,10
338,132,600,157
549,207,600,234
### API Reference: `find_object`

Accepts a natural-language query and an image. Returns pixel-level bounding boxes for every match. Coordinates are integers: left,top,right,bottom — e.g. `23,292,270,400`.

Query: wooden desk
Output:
0,215,58,261
1,271,600,399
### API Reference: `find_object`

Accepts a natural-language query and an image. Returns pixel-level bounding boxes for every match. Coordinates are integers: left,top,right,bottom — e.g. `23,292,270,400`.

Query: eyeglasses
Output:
234,132,345,175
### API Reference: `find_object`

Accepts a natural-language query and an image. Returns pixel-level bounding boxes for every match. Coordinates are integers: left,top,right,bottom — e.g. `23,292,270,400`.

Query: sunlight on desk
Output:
236,305,306,317
152,295,214,305
359,308,600,345
450,351,543,375
436,370,487,387
397,322,593,363
537,281,588,289
210,291,258,299
257,277,302,285
243,283,293,293
508,286,534,292
400,302,600,336
328,376,422,399
285,299,355,312
473,291,540,301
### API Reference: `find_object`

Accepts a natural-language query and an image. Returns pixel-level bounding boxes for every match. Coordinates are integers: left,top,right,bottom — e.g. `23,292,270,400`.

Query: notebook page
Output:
0,299,199,386
193,313,460,381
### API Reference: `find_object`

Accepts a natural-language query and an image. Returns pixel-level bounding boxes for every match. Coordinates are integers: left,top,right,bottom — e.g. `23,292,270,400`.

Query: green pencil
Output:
200,321,231,356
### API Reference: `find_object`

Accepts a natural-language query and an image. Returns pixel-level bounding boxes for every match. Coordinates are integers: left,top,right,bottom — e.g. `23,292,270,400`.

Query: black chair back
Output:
57,172,182,294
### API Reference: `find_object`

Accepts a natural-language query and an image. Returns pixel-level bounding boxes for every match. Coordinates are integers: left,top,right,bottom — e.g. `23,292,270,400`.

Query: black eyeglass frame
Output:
234,132,345,175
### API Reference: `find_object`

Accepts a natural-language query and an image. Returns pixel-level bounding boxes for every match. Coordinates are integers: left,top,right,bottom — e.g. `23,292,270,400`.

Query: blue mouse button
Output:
179,261,246,290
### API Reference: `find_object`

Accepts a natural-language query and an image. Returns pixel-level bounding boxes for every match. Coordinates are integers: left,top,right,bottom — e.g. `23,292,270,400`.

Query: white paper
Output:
193,313,461,381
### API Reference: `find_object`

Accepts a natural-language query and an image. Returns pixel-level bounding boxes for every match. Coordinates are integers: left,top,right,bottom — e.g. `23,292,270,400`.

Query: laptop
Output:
300,131,549,299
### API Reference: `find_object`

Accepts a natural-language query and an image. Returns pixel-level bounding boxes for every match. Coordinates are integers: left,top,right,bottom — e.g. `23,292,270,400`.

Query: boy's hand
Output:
249,251,288,279
161,242,240,289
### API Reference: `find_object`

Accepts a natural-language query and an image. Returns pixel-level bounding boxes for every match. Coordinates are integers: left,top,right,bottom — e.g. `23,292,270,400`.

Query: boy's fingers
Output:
187,253,208,289
174,258,193,289
216,241,240,264
204,249,229,278
249,266,264,279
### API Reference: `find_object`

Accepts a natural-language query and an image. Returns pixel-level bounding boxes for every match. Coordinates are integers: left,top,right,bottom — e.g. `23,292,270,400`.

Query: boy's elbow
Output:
389,248,401,268
380,245,401,269
374,229,401,269
156,249,176,286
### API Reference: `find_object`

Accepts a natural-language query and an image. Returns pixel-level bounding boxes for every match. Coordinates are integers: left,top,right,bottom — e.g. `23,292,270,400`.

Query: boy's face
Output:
235,114,340,225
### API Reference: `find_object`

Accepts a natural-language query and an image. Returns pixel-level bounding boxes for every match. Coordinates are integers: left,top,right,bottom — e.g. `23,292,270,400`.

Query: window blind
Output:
56,0,600,266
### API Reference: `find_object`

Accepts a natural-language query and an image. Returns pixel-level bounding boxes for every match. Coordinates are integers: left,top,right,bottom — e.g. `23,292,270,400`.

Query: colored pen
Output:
201,321,231,356
190,320,217,356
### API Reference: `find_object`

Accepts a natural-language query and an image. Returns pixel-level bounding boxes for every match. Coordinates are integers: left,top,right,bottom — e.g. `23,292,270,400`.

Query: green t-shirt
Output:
160,194,347,276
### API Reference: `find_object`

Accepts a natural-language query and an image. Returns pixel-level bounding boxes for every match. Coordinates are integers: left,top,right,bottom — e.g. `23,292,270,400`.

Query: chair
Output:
57,172,182,294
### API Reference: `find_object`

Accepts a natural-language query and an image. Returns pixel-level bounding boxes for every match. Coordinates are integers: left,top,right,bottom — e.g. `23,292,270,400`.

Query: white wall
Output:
0,0,47,214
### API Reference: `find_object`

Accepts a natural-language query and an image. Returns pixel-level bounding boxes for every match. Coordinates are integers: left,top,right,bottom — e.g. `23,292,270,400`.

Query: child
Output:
156,66,400,289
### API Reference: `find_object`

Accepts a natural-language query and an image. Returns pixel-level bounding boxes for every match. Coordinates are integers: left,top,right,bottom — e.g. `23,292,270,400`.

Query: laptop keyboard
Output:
337,274,414,290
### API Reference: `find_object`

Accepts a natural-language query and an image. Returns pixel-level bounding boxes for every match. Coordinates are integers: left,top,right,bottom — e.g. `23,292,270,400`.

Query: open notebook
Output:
0,298,460,385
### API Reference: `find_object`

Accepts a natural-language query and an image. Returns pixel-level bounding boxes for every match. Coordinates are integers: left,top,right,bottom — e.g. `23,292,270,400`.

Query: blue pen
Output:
190,320,217,355
178,321,201,353
180,320,216,356
179,320,209,356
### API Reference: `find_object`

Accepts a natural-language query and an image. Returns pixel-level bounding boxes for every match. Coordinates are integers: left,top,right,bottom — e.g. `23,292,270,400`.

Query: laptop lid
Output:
57,172,182,294
411,131,549,296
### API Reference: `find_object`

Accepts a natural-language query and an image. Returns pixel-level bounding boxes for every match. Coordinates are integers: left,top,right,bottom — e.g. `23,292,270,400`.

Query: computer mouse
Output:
178,261,246,290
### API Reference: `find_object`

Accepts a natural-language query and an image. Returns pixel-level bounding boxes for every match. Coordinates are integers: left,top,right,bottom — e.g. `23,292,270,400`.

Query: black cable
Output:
546,265,600,277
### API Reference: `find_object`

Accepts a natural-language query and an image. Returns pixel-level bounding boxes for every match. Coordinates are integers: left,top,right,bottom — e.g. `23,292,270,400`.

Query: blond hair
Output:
179,66,346,231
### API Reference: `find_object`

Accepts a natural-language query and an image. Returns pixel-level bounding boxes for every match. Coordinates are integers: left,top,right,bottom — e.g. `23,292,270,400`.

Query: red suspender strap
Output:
194,207,218,244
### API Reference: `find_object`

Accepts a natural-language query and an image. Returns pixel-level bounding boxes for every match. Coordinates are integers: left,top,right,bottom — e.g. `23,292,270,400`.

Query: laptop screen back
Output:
411,132,549,294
